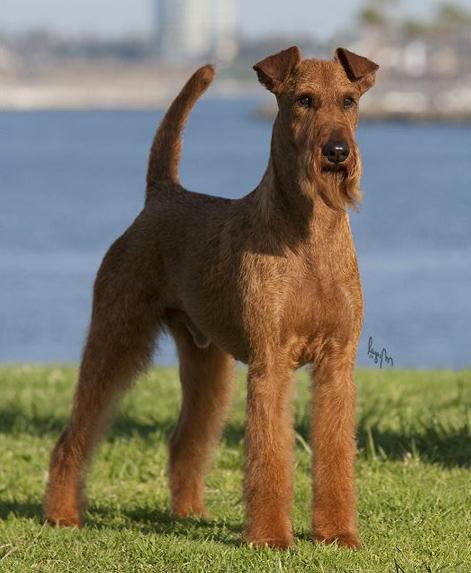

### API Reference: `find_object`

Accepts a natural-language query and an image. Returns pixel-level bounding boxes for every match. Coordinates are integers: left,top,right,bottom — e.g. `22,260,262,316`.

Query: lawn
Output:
0,366,470,572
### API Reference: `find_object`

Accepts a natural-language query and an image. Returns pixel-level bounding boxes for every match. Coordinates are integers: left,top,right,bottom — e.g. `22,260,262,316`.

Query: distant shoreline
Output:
2,99,470,124
1,60,471,122
0,60,260,112
2,100,471,123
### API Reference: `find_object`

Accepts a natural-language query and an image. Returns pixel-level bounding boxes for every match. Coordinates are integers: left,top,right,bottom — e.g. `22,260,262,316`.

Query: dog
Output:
44,46,379,550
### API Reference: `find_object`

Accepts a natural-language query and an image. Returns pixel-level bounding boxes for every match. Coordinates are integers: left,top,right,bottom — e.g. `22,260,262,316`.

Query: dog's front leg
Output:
311,355,360,549
244,360,294,548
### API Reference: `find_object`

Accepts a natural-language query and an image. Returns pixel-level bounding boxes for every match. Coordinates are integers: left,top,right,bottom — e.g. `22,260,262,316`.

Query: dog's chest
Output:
280,259,363,366
233,251,362,363
177,238,362,366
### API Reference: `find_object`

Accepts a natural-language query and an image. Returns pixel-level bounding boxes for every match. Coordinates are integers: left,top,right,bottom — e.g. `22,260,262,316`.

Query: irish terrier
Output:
45,46,379,549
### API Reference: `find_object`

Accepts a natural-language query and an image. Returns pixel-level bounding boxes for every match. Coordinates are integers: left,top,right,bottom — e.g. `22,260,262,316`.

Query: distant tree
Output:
359,7,386,27
435,1,471,28
358,0,400,29
402,18,431,38
357,0,471,39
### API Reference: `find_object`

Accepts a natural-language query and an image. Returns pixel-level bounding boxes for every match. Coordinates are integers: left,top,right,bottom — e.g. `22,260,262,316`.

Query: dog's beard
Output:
311,153,362,211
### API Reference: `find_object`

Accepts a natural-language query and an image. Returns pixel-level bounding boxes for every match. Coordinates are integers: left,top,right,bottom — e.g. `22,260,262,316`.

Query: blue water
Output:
1,101,470,368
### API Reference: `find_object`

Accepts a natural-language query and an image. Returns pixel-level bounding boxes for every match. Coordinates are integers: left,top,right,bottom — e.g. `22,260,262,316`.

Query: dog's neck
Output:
253,126,350,249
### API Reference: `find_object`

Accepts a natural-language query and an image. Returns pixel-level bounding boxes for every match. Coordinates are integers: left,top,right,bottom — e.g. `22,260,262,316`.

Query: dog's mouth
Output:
320,163,349,177
321,164,344,172
315,151,350,176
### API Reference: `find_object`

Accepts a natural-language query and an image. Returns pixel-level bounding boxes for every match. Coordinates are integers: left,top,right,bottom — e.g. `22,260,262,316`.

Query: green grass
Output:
0,366,470,572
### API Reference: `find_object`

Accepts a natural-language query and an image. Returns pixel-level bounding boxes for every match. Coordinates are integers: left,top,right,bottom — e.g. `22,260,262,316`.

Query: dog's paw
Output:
314,531,361,550
245,525,294,550
247,536,294,550
172,500,208,520
45,513,83,528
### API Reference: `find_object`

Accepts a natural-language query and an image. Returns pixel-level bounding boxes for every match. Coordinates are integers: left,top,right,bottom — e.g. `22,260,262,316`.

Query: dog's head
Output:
254,46,379,210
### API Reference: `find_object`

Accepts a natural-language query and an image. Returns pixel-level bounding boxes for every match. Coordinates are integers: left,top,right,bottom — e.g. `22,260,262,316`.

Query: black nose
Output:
322,140,350,164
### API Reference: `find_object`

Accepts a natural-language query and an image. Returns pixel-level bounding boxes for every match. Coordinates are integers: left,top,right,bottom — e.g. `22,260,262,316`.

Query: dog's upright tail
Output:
146,64,215,201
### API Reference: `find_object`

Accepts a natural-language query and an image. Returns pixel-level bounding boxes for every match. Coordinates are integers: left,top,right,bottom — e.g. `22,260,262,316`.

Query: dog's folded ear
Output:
335,48,379,94
253,46,302,93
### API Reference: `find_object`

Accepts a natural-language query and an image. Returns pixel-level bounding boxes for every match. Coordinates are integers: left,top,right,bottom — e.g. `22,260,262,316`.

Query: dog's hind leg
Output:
44,245,162,527
168,321,234,518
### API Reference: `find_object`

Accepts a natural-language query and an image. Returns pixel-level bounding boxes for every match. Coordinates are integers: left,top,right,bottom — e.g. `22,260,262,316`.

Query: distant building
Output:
155,0,238,63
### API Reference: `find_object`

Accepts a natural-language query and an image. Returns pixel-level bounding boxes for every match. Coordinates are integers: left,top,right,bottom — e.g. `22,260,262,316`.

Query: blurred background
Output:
0,0,470,368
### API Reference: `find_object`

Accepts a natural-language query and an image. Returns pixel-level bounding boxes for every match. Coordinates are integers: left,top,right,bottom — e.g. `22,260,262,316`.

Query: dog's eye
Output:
298,96,312,108
343,97,356,110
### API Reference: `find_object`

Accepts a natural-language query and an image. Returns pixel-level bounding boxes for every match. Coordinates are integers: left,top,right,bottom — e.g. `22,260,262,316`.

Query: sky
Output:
1,0,470,39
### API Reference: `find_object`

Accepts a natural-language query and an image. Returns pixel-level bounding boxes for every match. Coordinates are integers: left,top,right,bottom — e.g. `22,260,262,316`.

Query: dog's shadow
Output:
355,419,471,468
1,403,470,469
0,500,243,547
224,419,471,469
100,505,243,546
0,500,41,521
